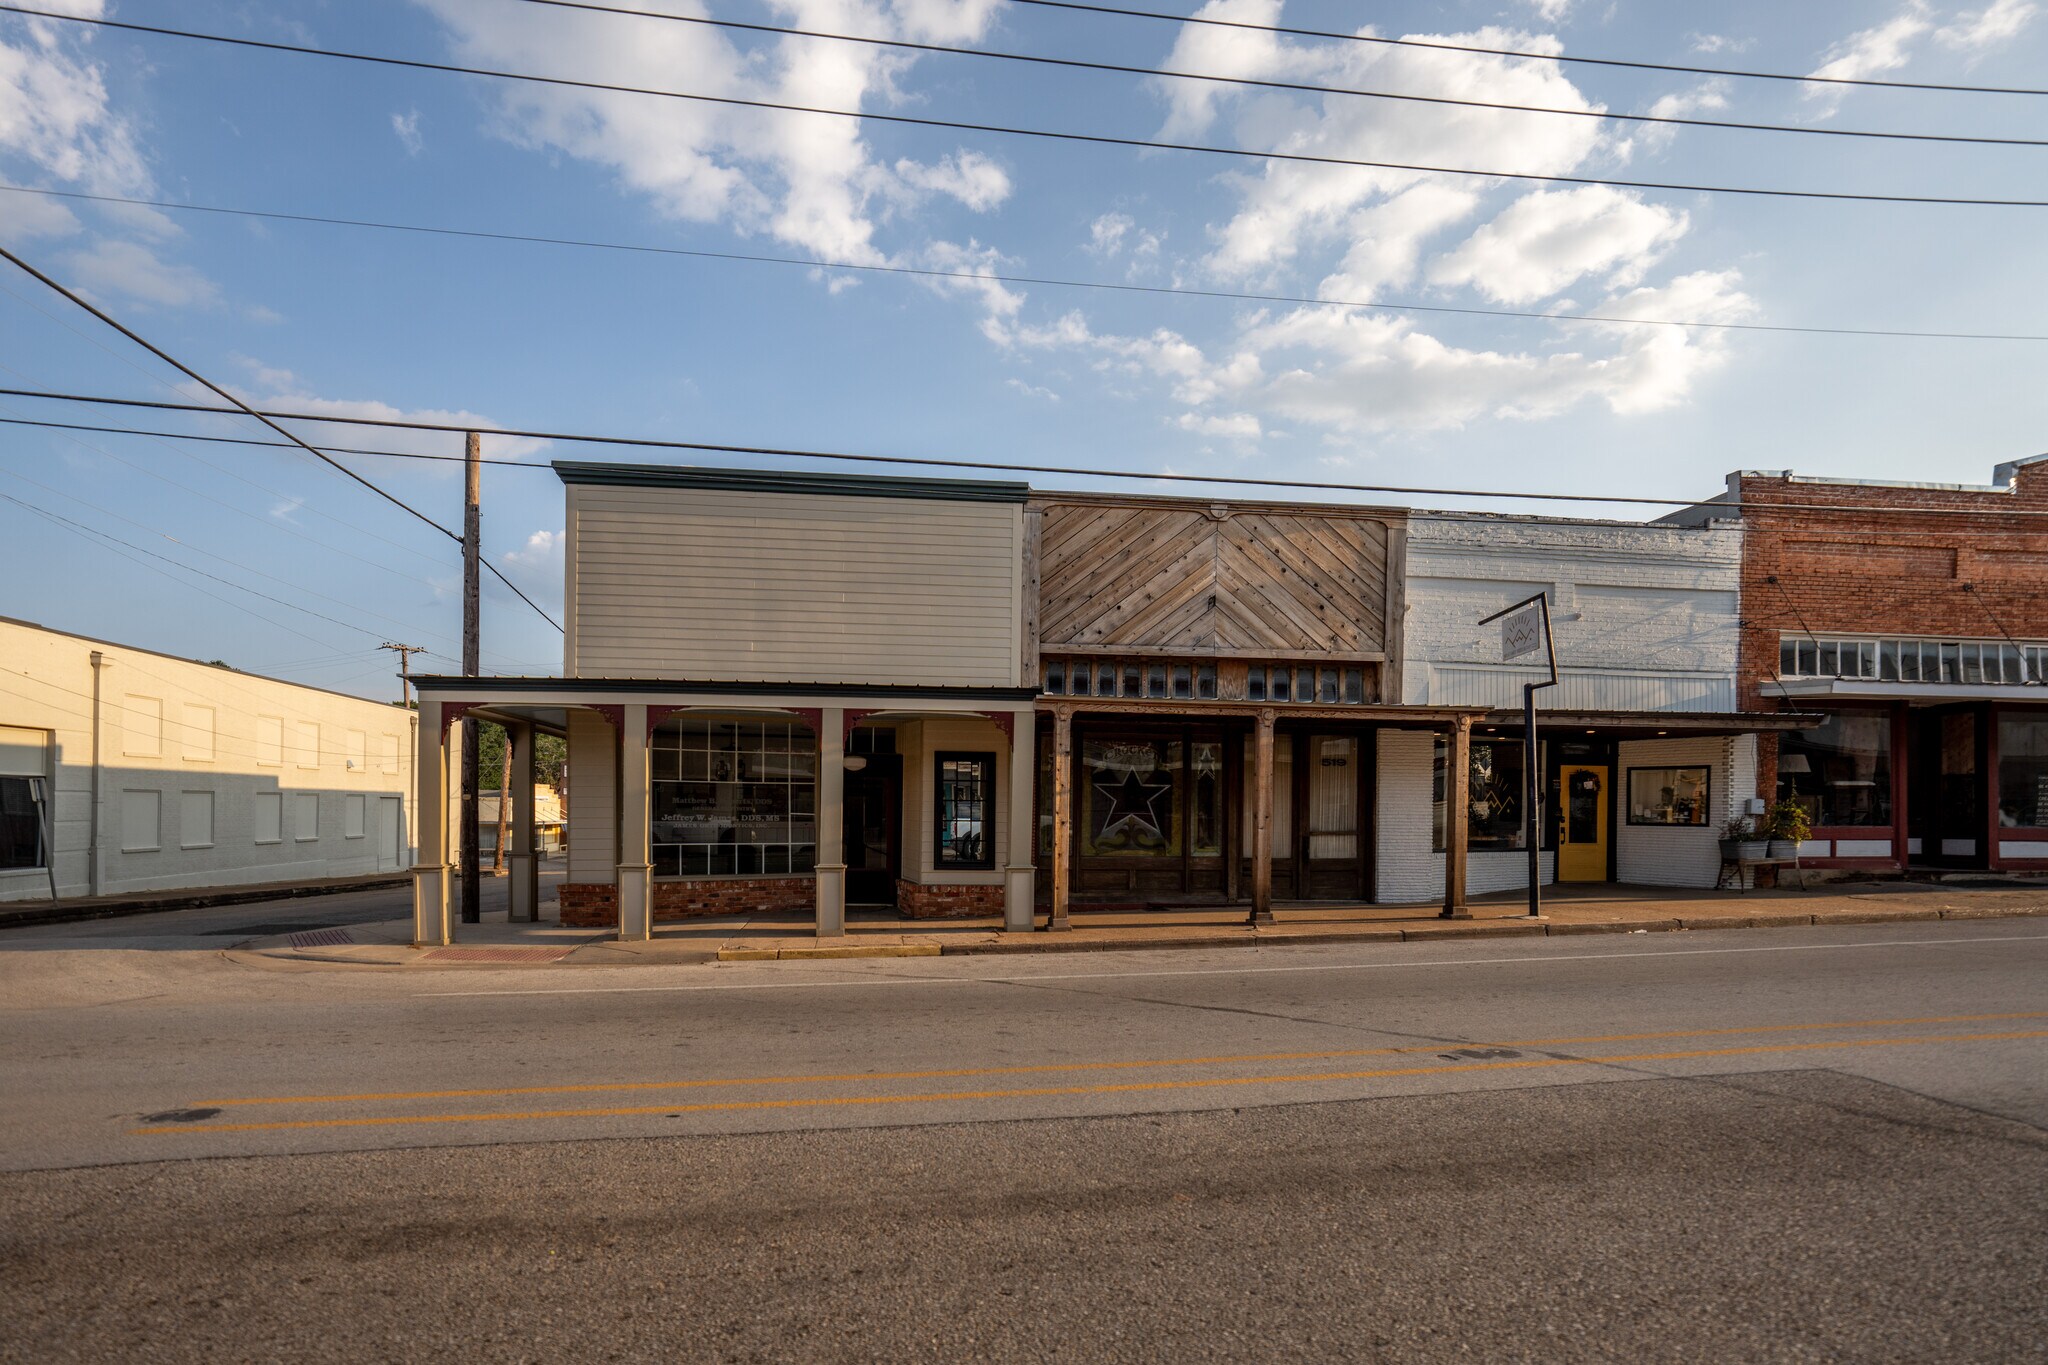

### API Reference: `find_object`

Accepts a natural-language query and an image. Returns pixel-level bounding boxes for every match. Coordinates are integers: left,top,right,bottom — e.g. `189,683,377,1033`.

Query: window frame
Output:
933,750,997,871
1623,765,1712,828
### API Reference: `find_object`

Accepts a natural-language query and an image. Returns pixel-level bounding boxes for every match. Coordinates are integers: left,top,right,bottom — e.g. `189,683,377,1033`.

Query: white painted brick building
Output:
1380,513,1759,897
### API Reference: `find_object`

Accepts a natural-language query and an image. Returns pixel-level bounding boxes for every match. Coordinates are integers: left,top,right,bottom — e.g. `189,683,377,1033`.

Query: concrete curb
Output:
718,944,944,961
0,874,413,931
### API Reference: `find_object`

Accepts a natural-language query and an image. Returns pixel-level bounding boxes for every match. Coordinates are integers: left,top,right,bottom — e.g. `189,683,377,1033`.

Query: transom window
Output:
1041,658,1217,700
1247,664,1365,705
1778,634,2046,686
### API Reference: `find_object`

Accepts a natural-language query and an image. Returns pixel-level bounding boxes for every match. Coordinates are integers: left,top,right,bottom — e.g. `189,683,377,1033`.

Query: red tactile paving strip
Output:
420,945,579,963
288,928,355,949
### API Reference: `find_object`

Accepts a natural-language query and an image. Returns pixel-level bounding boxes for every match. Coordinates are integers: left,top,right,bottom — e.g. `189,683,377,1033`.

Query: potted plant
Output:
1764,799,1811,859
1721,817,1767,862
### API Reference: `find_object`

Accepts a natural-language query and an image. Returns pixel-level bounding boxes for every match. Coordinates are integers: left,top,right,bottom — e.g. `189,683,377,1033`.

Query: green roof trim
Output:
552,460,1031,504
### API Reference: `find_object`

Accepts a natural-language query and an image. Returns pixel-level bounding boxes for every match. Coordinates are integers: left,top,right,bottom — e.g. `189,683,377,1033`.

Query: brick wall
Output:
1374,730,1555,903
1737,461,2048,799
895,879,1004,919
557,877,816,926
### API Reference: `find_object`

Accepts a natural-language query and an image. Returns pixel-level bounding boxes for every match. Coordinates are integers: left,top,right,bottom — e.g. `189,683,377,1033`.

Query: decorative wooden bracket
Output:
788,707,824,739
842,707,884,739
648,704,691,732
442,701,483,729
980,710,1016,744
586,703,626,733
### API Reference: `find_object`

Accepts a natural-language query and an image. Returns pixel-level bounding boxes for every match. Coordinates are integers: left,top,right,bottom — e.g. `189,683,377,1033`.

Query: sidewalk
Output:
231,879,2048,970
1,871,412,931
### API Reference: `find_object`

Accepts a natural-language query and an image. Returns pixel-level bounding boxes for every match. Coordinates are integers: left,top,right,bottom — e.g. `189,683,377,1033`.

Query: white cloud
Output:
1173,411,1263,439
391,109,423,156
1804,4,1933,114
233,360,552,463
0,178,79,242
1524,0,1574,22
1159,19,1611,283
1428,187,1688,304
500,529,566,612
415,0,1008,268
1634,79,1731,155
1687,33,1753,54
63,238,219,308
1005,378,1060,402
1937,0,2038,48
890,150,1010,212
1088,212,1132,255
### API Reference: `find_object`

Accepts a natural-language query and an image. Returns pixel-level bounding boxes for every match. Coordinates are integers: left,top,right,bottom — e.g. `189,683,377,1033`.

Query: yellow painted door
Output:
1558,765,1609,882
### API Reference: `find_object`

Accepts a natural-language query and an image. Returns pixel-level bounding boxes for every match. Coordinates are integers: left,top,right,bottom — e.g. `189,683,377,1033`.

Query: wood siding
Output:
1035,500,1394,659
569,484,1022,685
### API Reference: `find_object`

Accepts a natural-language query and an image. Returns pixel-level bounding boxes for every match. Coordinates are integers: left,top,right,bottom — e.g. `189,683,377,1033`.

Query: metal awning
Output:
1769,679,2048,704
1480,709,1825,738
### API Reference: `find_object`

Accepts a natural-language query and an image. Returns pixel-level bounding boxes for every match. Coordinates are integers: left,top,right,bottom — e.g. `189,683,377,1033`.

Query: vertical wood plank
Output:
1050,707,1073,931
1251,708,1275,925
1021,506,1042,688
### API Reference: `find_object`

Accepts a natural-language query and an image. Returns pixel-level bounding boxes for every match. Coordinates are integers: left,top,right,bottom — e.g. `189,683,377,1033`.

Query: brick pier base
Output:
895,879,1005,919
557,878,817,927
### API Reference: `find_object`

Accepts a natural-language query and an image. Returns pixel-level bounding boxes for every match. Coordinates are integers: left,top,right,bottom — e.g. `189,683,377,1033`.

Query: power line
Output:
0,239,564,633
1004,0,2048,98
7,385,2048,522
504,0,2048,148
11,6,2046,209
9,184,2044,343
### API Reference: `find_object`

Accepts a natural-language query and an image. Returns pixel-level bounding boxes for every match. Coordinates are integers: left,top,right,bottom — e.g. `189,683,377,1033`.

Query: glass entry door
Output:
843,755,901,905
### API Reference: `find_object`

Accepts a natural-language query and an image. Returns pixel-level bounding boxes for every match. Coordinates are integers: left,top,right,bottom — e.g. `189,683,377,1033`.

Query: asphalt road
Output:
2,904,2044,1360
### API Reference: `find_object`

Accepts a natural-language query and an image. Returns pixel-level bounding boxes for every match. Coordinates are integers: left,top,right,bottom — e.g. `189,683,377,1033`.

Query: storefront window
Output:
650,719,816,877
1083,737,1181,856
1190,741,1222,855
1997,714,2048,830
1432,739,1533,851
1626,767,1710,826
1778,712,1891,828
935,752,995,868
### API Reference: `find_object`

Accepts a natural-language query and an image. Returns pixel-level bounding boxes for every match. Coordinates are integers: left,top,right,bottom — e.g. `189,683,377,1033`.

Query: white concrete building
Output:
0,617,416,903
1381,513,1765,895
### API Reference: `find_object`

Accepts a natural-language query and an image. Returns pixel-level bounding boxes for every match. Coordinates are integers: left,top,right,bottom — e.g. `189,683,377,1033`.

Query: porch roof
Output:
1480,708,1825,738
412,675,1039,703
1034,697,1491,727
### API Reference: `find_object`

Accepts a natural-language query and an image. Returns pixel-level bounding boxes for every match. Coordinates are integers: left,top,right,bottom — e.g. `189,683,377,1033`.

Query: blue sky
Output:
2,0,2045,697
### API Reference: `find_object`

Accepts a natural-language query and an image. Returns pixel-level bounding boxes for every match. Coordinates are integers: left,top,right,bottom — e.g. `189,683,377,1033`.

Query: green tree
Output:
477,723,568,794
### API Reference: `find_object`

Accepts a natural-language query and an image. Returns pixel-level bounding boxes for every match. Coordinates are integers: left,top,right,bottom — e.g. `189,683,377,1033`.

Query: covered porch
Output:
409,678,1038,946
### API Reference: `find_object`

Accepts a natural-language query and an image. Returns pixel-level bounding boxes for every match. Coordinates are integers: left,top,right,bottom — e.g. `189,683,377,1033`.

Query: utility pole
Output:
460,431,482,925
380,642,428,706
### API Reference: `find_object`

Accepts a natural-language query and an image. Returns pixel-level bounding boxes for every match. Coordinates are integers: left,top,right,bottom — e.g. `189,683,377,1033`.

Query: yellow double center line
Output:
134,1012,2048,1137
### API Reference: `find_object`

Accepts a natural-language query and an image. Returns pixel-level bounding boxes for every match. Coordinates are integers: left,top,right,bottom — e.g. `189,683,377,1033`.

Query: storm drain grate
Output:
289,927,355,949
203,922,342,937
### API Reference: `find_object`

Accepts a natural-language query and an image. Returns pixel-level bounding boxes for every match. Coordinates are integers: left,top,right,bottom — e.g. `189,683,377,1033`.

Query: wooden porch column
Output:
506,720,539,923
1049,706,1073,931
617,703,653,941
814,707,847,937
1441,716,1473,919
411,698,451,947
1003,711,1036,933
1251,708,1276,926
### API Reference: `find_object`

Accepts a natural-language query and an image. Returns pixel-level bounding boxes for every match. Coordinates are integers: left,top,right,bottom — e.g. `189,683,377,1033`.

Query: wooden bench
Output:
1718,855,1805,893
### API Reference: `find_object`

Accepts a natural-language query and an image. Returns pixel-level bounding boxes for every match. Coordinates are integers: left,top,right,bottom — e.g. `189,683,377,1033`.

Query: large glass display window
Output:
651,718,817,877
1083,737,1183,857
1432,739,1538,850
1778,711,1891,828
1998,712,2048,831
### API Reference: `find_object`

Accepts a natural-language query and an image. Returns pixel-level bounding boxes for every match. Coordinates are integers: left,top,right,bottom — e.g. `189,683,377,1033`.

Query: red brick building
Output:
1675,455,2048,874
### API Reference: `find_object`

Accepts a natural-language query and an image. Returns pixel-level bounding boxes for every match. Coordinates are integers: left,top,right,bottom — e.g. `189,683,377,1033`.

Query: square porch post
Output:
507,720,539,923
617,703,653,941
1441,716,1473,919
1251,707,1276,926
1003,710,1036,933
815,707,847,937
411,698,451,947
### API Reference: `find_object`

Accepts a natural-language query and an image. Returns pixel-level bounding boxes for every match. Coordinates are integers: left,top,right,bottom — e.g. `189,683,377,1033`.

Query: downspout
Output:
88,650,106,897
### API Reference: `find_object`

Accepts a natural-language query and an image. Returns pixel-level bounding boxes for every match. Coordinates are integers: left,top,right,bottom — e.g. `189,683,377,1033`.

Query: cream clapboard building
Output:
415,464,1803,945
1,618,415,903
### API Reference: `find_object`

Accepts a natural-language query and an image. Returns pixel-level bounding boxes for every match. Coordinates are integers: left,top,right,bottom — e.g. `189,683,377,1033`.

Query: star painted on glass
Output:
1094,768,1173,843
